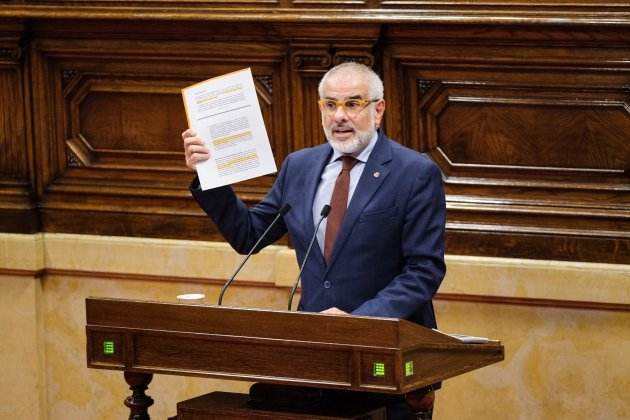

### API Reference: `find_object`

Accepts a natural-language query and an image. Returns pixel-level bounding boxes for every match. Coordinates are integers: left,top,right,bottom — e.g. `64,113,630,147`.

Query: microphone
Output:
218,203,291,305
287,204,331,311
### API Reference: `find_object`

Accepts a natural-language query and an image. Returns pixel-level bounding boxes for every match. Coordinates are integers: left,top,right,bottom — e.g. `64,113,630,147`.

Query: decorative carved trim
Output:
0,7,625,25
417,80,436,97
255,75,273,94
66,147,84,167
292,0,367,4
291,50,332,71
291,49,374,72
0,47,21,61
62,69,79,88
332,52,374,67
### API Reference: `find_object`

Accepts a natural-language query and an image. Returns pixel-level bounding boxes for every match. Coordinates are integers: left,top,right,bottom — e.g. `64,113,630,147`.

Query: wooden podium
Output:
85,297,504,419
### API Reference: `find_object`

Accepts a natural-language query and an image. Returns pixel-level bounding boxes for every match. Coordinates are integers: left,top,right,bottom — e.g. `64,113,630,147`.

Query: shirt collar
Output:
330,131,378,164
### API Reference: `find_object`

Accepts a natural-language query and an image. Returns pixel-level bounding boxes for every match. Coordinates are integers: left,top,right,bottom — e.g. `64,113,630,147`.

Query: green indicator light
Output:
103,340,115,355
373,362,385,377
405,360,414,377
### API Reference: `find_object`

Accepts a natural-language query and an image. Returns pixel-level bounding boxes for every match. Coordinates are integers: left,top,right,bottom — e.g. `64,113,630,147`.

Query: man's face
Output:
320,72,385,154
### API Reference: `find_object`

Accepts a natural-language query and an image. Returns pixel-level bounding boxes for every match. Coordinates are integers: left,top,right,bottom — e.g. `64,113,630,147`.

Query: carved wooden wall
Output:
383,25,630,263
0,5,628,263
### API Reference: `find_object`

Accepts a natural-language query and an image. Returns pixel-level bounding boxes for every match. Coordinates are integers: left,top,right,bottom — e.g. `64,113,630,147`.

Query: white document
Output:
182,68,277,190
432,329,490,344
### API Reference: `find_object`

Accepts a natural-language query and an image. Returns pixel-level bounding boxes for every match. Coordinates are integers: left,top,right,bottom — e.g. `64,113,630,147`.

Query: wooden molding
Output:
1,4,630,25
5,265,628,313
436,292,630,313
0,268,45,277
47,269,281,289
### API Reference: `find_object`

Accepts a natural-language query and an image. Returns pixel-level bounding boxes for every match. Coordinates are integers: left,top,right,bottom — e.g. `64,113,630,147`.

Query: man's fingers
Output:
181,128,197,139
183,136,206,148
189,152,210,163
186,144,209,155
182,129,210,170
185,143,210,162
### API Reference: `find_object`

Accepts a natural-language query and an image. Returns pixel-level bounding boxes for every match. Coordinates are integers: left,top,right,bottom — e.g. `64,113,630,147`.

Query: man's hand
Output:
182,129,210,170
320,307,348,315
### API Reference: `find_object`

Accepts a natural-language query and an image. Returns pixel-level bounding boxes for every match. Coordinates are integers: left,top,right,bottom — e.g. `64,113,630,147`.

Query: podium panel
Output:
86,297,504,418
174,391,387,420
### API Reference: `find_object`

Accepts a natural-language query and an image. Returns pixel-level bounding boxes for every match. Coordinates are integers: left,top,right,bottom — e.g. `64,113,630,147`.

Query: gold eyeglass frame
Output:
317,98,380,116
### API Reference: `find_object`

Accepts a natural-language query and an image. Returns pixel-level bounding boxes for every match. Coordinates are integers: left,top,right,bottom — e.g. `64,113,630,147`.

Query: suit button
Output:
323,280,331,289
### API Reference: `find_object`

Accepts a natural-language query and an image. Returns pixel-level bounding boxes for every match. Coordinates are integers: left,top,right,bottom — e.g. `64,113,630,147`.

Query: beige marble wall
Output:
434,302,630,419
1,233,629,420
0,274,46,420
0,234,46,420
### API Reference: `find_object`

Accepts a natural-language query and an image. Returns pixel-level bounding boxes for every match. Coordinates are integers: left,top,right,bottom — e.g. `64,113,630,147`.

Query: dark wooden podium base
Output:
174,391,387,419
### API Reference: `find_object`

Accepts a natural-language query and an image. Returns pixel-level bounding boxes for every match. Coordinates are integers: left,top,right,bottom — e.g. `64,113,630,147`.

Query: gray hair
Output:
318,62,384,100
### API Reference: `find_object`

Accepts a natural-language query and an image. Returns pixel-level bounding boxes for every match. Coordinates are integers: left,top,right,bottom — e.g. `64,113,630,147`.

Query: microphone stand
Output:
287,204,331,311
218,204,291,305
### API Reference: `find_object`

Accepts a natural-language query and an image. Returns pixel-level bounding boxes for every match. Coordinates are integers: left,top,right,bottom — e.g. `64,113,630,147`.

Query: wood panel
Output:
27,27,289,238
85,297,503,394
0,15,628,262
0,19,38,232
384,24,630,263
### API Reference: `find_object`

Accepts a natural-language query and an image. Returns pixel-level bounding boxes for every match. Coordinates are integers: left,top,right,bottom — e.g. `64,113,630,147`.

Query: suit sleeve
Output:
190,157,290,254
351,161,446,318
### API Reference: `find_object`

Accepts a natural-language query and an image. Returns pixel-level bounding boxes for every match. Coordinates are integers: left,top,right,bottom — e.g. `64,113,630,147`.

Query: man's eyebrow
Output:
323,95,365,100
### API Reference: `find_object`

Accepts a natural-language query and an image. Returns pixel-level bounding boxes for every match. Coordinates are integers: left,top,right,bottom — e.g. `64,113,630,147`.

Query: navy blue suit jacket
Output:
191,131,446,328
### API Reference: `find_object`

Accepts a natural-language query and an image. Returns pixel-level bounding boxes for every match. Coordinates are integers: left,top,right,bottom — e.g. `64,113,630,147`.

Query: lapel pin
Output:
373,171,380,178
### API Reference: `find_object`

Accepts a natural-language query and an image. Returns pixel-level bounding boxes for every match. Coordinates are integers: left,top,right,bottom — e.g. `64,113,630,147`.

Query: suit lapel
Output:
301,144,333,255
327,132,393,267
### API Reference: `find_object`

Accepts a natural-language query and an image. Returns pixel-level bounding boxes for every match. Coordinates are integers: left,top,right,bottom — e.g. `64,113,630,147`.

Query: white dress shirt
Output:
312,132,378,254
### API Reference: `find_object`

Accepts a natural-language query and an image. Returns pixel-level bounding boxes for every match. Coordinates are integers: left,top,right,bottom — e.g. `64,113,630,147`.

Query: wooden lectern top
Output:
86,297,503,394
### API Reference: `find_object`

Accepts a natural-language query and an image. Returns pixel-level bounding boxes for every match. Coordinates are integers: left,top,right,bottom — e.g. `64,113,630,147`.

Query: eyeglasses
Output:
318,98,379,116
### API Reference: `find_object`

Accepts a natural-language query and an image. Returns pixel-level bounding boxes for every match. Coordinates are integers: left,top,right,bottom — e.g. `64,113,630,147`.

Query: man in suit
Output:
182,62,446,419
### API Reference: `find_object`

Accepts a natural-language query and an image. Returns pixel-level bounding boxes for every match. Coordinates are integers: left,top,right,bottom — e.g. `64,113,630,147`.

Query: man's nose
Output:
333,104,348,121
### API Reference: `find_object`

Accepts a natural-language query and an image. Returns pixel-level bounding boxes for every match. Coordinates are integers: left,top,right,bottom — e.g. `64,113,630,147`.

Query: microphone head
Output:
321,204,331,217
279,204,291,216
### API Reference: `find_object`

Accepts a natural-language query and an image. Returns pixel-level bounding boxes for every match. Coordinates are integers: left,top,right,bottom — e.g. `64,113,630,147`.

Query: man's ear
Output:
374,99,386,128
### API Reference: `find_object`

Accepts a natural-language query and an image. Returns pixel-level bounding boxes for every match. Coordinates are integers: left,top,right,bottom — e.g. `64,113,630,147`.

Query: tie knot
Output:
340,155,358,171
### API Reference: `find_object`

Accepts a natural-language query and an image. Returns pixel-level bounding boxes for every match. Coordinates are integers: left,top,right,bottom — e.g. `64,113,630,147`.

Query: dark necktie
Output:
324,155,358,265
